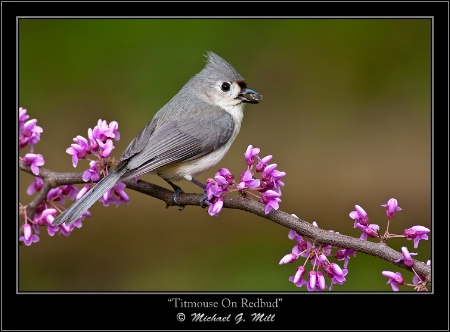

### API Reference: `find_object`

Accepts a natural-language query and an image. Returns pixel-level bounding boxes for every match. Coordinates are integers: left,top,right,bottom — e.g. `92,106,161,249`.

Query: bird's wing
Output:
120,117,158,161
120,107,235,179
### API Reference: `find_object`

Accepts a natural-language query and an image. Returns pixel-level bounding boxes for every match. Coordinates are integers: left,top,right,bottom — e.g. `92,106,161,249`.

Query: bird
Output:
52,51,262,226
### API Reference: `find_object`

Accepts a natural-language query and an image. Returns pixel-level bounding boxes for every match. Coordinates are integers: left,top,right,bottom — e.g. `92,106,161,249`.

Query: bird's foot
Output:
199,192,209,208
189,178,209,208
172,187,186,211
165,180,186,211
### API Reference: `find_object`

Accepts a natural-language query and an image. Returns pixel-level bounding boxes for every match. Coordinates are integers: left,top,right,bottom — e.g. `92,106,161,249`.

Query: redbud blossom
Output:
404,225,430,248
19,224,40,246
349,204,369,227
27,177,44,195
238,170,260,190
66,135,91,167
381,198,402,218
83,161,100,182
293,266,306,284
216,168,234,185
279,253,298,265
76,184,91,200
19,107,29,128
316,271,326,291
97,139,115,158
395,246,417,267
259,190,281,214
208,197,224,217
23,153,45,175
335,249,356,269
356,223,379,240
308,271,317,291
382,271,404,291
244,145,260,166
256,155,272,172
19,116,43,152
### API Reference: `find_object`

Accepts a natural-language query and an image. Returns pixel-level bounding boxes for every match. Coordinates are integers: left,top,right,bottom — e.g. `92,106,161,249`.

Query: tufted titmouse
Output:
52,51,262,226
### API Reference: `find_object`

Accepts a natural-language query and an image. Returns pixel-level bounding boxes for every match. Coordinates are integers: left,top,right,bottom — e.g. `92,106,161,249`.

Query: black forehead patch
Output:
237,80,247,89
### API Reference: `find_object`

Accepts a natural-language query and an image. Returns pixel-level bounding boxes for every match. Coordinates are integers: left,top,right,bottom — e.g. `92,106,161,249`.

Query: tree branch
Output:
19,160,431,280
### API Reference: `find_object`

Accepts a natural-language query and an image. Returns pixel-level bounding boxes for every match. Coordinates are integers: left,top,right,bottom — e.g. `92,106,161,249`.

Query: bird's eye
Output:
220,82,231,92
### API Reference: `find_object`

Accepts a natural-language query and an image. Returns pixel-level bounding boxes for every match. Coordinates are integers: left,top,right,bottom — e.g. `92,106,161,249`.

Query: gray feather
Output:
51,165,128,226
202,51,244,82
120,118,158,161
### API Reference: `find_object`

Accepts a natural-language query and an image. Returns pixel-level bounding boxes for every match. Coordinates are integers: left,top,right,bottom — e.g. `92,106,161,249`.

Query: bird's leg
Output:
190,178,208,208
165,180,185,210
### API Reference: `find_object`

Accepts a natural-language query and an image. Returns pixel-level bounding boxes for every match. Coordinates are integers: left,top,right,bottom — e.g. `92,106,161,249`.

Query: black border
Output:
6,1,449,331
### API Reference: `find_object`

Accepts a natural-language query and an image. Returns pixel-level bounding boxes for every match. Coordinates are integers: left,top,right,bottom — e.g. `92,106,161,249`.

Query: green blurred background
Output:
18,18,431,291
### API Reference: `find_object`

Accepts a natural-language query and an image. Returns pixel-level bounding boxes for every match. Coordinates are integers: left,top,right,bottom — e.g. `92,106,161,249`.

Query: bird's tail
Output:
52,165,128,226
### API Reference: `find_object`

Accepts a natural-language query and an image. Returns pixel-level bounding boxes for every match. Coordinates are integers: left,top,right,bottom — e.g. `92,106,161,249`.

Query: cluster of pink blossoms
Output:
19,107,129,246
64,118,130,208
279,198,431,291
204,145,286,217
279,218,354,291
19,107,44,176
348,198,431,291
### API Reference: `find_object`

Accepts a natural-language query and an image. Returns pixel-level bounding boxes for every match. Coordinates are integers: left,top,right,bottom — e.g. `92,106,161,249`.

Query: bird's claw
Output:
199,193,209,208
173,188,186,211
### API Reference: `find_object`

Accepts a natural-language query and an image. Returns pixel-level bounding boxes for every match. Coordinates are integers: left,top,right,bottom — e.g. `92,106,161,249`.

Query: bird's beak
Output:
237,87,263,104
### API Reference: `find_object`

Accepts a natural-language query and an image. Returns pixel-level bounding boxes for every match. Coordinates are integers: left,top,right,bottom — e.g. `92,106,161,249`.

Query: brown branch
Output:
19,160,431,281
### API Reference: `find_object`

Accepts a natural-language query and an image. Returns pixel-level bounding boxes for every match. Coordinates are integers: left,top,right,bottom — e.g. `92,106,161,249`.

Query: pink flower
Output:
244,145,260,166
381,198,402,218
22,153,45,175
382,271,404,291
349,204,369,227
404,225,430,248
19,224,40,246
395,246,417,267
208,197,224,217
259,190,281,214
